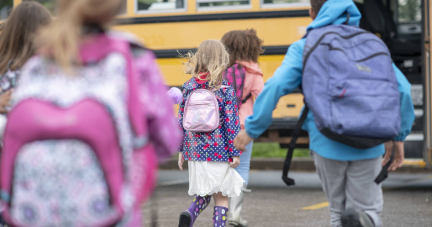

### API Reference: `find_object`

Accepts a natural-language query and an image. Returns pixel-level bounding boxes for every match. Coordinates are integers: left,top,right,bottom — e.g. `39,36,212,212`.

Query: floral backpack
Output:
0,34,157,227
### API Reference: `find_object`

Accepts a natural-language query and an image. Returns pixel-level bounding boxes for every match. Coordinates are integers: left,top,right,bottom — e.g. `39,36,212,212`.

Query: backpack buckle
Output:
133,135,149,149
0,190,10,203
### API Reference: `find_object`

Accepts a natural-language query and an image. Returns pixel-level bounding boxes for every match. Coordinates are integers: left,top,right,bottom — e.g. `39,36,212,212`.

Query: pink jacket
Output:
237,61,264,129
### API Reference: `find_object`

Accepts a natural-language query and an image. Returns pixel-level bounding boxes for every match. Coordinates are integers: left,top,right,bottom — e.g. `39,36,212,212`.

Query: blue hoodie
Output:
245,0,415,161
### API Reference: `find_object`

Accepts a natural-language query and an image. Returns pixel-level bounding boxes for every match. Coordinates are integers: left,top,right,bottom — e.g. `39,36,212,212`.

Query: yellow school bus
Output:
3,0,312,144
1,0,430,167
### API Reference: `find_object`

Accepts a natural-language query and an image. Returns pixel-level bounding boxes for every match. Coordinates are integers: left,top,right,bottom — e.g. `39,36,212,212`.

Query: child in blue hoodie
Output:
234,0,415,227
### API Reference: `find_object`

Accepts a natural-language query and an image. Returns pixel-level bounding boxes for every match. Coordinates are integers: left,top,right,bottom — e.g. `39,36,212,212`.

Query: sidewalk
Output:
159,157,432,173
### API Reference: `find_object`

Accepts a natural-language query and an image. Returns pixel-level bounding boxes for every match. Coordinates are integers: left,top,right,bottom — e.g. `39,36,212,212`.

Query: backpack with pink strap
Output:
183,84,229,133
223,63,250,109
0,34,157,227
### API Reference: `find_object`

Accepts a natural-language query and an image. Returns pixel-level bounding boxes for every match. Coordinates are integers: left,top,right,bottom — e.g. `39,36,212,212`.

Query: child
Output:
0,0,180,226
177,40,245,227
0,1,51,113
221,29,264,227
234,1,415,227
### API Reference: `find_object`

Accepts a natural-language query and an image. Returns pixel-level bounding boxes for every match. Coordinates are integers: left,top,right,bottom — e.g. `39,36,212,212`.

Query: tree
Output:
398,0,421,22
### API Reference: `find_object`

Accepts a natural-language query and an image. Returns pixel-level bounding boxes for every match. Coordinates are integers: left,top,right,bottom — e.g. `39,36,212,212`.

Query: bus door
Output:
423,0,432,167
356,0,424,162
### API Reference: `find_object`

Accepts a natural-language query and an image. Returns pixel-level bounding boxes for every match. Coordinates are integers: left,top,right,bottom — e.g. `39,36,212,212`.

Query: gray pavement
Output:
143,170,432,227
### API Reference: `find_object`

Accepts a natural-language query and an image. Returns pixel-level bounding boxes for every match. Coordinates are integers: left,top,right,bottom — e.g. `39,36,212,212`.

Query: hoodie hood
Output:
307,0,361,31
237,61,263,77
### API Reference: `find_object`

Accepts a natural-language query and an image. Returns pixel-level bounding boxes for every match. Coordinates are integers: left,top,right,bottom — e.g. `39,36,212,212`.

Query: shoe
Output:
178,195,212,227
213,206,229,227
228,185,248,227
178,211,192,227
341,209,375,227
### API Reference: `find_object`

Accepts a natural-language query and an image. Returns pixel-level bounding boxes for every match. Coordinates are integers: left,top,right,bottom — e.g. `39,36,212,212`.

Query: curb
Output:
159,157,432,173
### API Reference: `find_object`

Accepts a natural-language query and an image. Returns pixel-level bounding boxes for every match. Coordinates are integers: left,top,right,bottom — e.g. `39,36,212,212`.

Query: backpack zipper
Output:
303,31,369,71
329,46,389,62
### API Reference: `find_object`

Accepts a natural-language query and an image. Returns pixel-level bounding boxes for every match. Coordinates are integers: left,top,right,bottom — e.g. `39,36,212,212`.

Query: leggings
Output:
235,141,253,185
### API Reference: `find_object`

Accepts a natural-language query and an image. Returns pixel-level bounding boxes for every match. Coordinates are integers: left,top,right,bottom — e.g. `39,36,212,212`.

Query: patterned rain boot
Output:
213,206,229,227
178,195,212,227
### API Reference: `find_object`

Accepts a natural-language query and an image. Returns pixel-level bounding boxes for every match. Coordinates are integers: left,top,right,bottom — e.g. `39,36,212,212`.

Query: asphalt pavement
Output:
142,170,432,227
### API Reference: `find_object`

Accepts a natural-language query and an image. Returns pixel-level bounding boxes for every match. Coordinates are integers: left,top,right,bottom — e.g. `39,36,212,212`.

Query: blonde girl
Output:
177,40,245,227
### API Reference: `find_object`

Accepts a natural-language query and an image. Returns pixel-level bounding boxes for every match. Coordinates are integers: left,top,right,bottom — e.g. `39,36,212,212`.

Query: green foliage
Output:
252,143,310,158
0,0,13,20
398,0,421,22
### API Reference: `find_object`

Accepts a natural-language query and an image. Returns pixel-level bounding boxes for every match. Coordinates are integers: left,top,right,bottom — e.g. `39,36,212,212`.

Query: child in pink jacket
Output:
221,28,264,227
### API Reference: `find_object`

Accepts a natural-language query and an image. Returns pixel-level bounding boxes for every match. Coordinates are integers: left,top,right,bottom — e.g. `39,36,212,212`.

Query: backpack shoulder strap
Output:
282,105,309,186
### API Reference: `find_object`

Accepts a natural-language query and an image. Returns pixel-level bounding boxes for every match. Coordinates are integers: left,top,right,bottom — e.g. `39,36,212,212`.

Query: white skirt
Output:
188,161,245,198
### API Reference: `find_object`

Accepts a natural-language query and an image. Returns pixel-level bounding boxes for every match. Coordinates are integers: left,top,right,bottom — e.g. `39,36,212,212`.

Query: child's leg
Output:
179,195,212,227
345,157,383,227
228,141,252,226
213,192,228,207
311,151,349,227
213,192,229,227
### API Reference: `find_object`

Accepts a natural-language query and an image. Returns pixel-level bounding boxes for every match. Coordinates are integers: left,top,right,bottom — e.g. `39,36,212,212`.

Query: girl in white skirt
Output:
177,40,245,227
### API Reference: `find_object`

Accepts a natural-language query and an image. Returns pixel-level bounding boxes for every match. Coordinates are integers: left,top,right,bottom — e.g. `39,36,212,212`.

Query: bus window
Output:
22,0,126,15
398,0,421,22
197,0,250,11
23,0,56,15
137,0,186,13
261,0,309,9
0,0,12,20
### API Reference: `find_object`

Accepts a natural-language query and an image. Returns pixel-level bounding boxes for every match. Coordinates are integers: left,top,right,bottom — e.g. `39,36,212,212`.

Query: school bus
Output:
1,0,429,167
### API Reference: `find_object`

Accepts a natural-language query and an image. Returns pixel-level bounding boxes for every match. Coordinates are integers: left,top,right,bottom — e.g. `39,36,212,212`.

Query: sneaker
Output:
228,219,248,227
341,209,375,227
178,211,192,227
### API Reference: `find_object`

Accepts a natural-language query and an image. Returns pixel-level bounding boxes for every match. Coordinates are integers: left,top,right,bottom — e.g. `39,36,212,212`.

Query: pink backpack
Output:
0,35,157,227
223,63,250,109
183,85,229,133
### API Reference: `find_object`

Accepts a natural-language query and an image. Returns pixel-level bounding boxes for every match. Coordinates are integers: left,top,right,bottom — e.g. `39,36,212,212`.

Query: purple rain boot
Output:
178,195,212,227
213,206,229,227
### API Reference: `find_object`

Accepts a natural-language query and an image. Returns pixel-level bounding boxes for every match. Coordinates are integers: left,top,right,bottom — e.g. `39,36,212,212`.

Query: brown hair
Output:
311,0,327,15
183,40,229,89
0,1,51,74
36,0,125,69
221,29,263,67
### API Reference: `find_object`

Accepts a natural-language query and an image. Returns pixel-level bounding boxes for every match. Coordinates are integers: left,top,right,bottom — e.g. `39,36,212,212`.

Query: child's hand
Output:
234,130,253,151
178,152,185,171
230,156,240,168
0,90,13,114
383,141,405,171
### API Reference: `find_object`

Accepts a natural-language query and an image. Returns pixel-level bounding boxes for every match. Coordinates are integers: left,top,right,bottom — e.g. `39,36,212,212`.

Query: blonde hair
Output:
35,0,125,69
0,1,51,74
184,40,229,88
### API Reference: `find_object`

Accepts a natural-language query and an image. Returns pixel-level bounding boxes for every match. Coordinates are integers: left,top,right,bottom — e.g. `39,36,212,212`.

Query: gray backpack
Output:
283,16,400,186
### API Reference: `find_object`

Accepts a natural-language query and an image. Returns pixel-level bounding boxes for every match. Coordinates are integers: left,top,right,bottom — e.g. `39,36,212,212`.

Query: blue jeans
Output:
235,142,253,185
